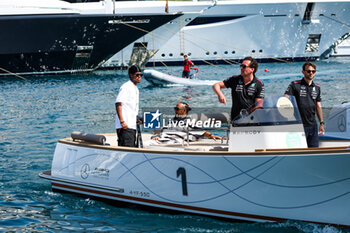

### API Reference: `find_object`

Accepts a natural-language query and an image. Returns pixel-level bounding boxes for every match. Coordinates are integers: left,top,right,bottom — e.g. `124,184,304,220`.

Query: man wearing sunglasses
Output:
151,102,221,143
284,62,324,147
115,65,143,147
212,56,264,121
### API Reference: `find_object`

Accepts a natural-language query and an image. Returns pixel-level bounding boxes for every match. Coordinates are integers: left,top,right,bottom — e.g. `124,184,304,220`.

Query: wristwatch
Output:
320,121,325,125
120,121,125,124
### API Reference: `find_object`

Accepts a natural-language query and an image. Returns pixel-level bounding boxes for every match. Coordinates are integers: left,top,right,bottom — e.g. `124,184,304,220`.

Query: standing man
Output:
212,56,264,121
182,55,194,79
284,62,325,147
115,65,142,147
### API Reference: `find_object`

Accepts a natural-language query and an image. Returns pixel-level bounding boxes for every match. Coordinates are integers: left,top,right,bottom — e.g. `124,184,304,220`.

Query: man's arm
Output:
316,101,325,134
212,81,227,105
115,102,128,129
249,98,264,113
202,131,221,141
284,82,294,98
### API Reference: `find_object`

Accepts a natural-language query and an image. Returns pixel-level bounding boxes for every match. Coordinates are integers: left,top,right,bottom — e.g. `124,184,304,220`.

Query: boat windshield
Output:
232,96,302,126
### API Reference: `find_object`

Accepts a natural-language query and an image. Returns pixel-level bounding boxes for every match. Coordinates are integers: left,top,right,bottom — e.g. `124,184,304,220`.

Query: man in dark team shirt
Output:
212,56,265,120
284,62,325,147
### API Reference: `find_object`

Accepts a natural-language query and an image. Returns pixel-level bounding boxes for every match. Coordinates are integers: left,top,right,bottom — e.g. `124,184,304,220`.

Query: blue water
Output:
1,58,350,232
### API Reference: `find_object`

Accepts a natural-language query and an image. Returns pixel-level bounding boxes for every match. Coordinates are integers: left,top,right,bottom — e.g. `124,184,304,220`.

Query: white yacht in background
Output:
100,0,350,67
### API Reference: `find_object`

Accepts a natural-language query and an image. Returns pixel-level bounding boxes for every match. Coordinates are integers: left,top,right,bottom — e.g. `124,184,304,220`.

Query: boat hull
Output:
41,139,350,227
0,13,180,76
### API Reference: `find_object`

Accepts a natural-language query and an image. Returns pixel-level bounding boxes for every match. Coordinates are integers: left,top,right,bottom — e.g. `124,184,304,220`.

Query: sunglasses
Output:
305,70,316,74
240,64,250,69
135,73,143,77
174,107,185,111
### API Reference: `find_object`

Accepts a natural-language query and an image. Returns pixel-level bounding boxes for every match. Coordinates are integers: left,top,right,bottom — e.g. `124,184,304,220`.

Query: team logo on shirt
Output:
311,87,318,99
144,110,162,129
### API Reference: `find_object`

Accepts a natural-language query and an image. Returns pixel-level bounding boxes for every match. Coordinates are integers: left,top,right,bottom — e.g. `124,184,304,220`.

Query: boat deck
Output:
59,133,350,155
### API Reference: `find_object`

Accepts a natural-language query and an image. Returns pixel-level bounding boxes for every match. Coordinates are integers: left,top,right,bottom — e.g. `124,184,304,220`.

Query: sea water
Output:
1,58,350,232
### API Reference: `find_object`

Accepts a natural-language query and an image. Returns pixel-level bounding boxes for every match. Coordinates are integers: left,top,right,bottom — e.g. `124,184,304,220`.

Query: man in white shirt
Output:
115,65,142,147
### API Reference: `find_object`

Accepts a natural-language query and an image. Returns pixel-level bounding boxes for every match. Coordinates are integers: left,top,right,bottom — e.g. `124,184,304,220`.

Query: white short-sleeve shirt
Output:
115,80,139,130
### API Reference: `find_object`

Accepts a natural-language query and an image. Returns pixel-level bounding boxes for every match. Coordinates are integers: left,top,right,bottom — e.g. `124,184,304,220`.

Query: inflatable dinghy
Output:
143,69,216,86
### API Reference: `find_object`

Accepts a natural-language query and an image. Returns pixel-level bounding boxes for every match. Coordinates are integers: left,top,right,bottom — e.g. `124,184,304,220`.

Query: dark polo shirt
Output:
285,78,321,126
223,75,265,120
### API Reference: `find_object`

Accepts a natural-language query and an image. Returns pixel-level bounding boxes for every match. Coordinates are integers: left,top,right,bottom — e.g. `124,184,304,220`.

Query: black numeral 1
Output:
177,167,188,196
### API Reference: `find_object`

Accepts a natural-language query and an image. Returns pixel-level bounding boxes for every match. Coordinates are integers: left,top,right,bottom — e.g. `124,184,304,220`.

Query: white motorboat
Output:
143,69,216,86
97,0,350,68
40,97,350,227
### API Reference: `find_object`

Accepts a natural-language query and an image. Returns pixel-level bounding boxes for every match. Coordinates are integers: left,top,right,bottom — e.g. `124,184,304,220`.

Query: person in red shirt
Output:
182,55,194,78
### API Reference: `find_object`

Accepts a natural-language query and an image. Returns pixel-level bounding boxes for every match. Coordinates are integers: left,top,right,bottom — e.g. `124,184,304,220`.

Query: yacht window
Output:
264,15,287,17
305,34,321,53
206,52,210,55
224,51,228,54
133,42,147,48
161,54,165,57
169,53,173,57
213,51,217,55
303,3,315,22
187,16,245,26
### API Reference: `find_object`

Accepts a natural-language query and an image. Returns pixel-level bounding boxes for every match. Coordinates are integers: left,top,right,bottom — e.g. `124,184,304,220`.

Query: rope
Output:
199,59,223,68
0,67,28,80
119,22,150,33
160,61,169,68
335,15,350,31
320,15,350,31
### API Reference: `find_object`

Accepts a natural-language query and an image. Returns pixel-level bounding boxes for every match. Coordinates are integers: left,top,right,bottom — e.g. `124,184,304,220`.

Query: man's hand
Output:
213,81,227,105
218,93,226,105
319,123,325,135
121,122,128,129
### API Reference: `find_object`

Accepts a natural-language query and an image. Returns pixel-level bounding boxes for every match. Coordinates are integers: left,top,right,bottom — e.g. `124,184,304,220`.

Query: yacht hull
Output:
0,13,180,76
102,0,350,67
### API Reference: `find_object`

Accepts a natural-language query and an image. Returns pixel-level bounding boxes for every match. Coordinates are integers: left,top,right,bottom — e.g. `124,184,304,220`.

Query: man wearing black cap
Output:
115,65,142,147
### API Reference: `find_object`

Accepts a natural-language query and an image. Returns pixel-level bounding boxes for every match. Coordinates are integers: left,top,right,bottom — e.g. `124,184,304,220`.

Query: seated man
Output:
150,102,221,144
